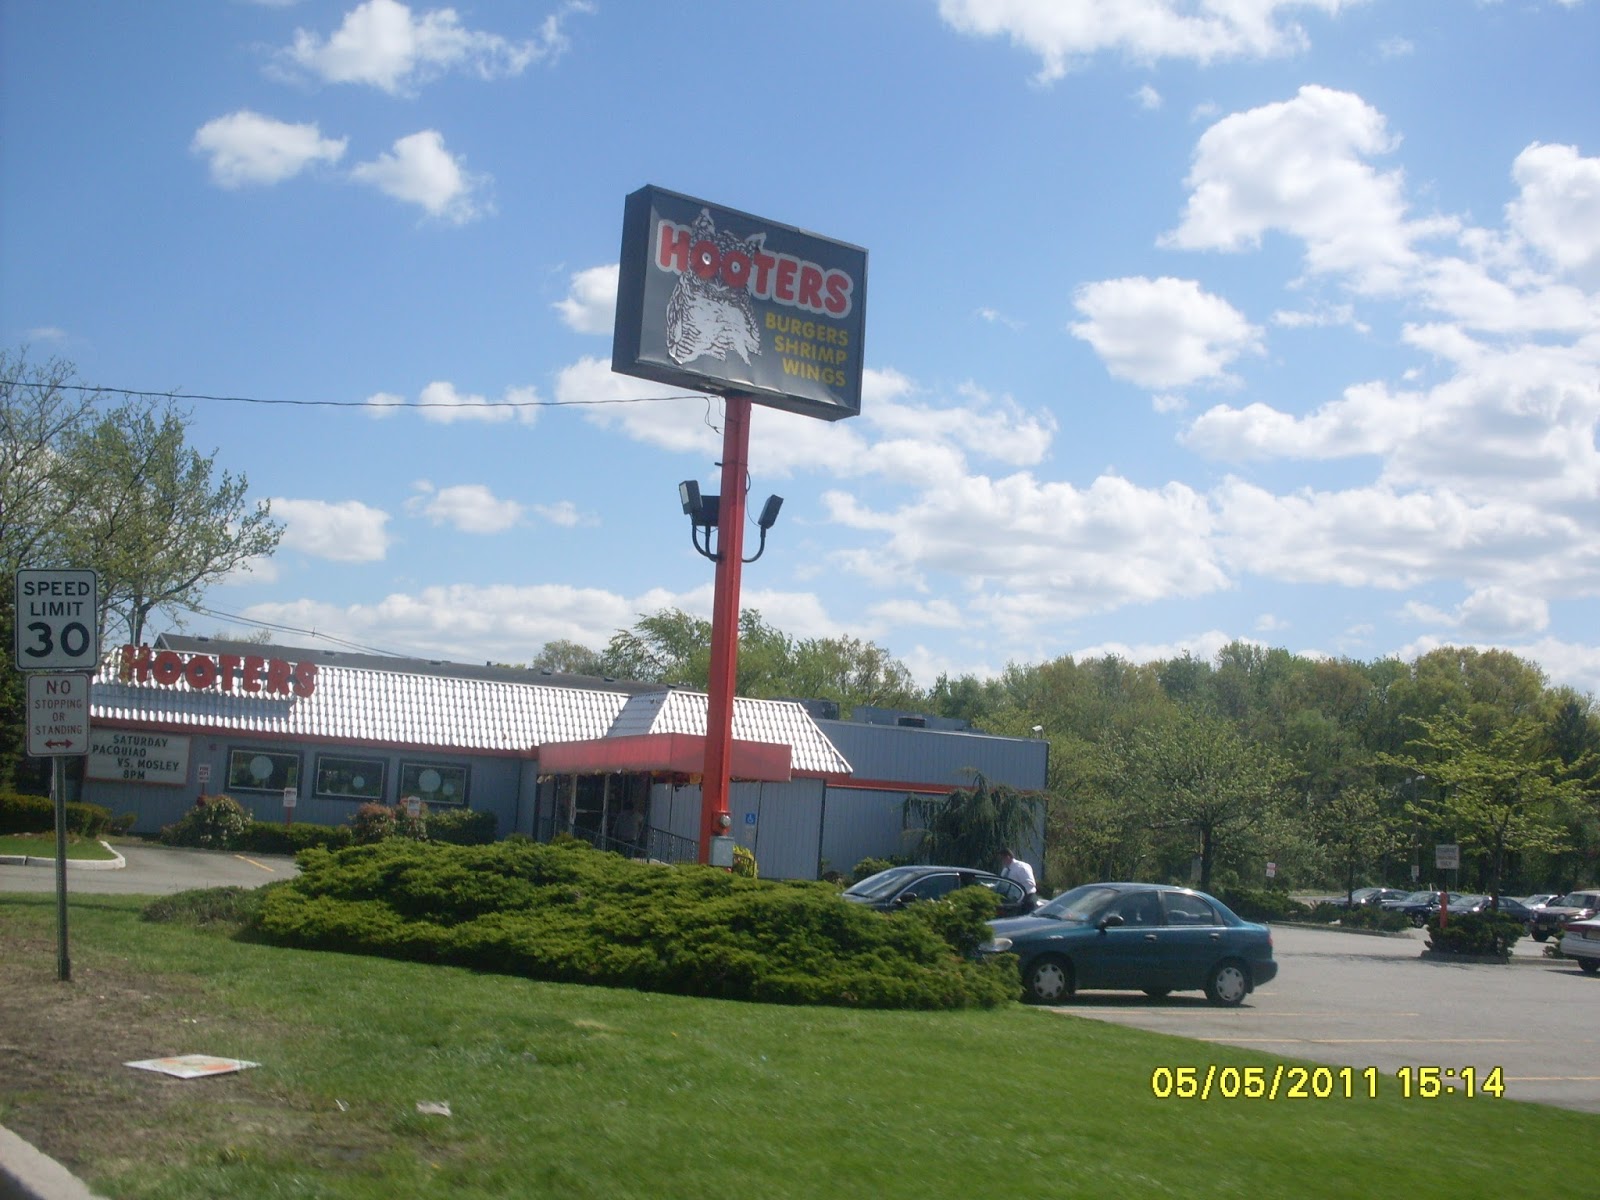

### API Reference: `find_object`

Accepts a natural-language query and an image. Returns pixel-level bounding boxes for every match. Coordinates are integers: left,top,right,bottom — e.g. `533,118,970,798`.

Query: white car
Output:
1558,916,1600,975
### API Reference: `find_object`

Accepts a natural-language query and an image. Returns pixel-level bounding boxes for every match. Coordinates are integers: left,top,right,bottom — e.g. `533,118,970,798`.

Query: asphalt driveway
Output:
0,842,299,895
1048,922,1600,1113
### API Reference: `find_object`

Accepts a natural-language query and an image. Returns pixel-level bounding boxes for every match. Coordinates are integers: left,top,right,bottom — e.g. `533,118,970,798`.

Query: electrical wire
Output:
0,379,711,411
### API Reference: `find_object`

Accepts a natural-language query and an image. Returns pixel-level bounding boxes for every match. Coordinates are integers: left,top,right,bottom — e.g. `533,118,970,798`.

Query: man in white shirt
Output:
998,848,1038,905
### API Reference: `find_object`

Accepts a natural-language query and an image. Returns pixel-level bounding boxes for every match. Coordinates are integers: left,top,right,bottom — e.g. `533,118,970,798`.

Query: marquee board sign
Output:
612,185,867,421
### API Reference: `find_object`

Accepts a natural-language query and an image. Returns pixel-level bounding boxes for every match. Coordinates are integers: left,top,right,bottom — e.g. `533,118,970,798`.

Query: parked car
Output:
980,882,1277,1007
842,864,1039,918
1455,895,1538,931
1558,916,1600,974
1382,890,1445,927
1349,887,1413,907
1522,893,1562,910
1531,890,1600,942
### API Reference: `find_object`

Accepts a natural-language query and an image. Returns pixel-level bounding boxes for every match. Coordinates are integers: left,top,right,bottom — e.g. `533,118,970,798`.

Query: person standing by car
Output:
998,848,1038,907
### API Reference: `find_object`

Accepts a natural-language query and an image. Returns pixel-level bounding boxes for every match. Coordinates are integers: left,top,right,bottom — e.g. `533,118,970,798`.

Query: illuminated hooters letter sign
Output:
612,185,868,422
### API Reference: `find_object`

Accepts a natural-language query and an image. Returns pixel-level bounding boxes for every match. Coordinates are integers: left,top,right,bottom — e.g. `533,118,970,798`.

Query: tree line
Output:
539,611,1600,898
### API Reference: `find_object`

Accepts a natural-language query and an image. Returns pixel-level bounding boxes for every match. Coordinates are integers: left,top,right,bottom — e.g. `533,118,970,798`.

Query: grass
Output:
1,891,1596,1200
0,832,120,860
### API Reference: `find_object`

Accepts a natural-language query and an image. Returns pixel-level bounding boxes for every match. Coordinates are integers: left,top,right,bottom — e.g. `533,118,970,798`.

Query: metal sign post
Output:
13,568,99,983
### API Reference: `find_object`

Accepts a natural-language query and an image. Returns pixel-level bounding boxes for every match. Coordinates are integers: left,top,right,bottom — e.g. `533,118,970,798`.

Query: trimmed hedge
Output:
1426,911,1526,956
235,822,354,855
253,838,1018,1009
1217,886,1310,924
0,791,118,838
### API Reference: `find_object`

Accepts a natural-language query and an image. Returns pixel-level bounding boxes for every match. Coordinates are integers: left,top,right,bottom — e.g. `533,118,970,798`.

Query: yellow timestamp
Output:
1150,1064,1506,1100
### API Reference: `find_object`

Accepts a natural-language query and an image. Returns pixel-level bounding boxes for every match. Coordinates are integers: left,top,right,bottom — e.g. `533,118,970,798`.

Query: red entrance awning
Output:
537,733,793,781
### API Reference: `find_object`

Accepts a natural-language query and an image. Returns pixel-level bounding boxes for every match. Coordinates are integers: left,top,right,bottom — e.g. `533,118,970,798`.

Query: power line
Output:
0,379,710,410
182,605,414,659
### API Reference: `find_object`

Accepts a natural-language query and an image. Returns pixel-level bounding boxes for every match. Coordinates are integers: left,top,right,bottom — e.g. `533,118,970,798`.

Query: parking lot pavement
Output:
0,843,298,895
1047,924,1600,1114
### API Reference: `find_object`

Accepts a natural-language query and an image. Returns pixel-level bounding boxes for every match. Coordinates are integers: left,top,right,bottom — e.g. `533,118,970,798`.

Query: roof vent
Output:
896,716,927,728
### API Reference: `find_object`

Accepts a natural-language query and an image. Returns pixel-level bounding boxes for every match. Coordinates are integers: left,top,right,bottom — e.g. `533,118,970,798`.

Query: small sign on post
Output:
1435,844,1460,871
26,673,91,757
282,786,297,826
13,569,99,672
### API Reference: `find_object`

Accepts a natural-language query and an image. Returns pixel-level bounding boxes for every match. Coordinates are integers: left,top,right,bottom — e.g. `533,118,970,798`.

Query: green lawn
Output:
0,832,119,860
0,892,1593,1200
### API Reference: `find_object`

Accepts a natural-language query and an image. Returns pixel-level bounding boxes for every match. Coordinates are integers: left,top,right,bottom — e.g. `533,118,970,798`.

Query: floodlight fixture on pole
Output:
677,481,781,563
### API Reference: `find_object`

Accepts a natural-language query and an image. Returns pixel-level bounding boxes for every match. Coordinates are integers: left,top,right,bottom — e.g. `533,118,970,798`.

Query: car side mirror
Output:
1098,914,1125,931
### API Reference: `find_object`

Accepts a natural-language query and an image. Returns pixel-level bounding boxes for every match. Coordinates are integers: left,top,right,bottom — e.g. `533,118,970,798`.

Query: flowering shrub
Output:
160,794,251,850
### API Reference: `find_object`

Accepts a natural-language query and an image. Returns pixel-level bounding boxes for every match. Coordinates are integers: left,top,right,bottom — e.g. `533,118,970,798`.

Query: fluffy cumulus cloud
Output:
191,111,346,187
349,130,488,222
280,0,584,94
1163,85,1446,292
271,498,392,563
367,381,539,424
406,482,524,534
1507,142,1600,282
1070,276,1263,389
937,0,1350,81
554,264,620,333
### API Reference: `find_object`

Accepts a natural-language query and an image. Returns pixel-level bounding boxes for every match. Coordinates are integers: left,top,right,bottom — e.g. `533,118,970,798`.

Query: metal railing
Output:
568,824,699,865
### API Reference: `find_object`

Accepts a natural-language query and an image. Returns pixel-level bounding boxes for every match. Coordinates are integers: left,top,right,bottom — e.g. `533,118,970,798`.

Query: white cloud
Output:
192,110,346,187
1507,142,1600,282
1071,276,1263,389
272,498,391,562
370,381,539,424
406,482,524,533
349,130,487,223
554,264,619,333
1405,587,1551,638
281,0,580,94
936,0,1350,82
1135,83,1163,110
532,500,593,527
1162,85,1446,292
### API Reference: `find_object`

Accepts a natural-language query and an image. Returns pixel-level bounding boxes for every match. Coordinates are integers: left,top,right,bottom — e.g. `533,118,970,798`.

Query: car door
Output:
1153,891,1229,989
1075,890,1164,989
976,875,1028,916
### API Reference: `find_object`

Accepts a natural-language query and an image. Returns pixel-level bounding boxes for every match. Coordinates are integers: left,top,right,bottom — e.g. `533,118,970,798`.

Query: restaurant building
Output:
79,635,1046,880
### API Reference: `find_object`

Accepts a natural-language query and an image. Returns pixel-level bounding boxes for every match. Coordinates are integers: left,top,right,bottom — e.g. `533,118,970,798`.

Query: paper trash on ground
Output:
124,1055,261,1079
416,1101,452,1116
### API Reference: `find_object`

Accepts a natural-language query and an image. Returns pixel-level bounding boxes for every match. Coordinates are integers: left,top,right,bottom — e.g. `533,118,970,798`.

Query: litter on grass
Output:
125,1055,261,1079
416,1101,452,1117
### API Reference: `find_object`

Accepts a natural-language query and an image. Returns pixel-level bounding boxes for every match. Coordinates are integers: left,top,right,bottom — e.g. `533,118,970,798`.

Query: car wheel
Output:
1409,914,1426,928
1204,959,1250,1007
1533,929,1550,942
1023,955,1074,1004
1578,958,1600,975
1142,988,1171,1000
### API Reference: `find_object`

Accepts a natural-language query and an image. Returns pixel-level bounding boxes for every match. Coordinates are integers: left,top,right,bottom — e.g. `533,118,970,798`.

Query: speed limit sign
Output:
13,569,99,671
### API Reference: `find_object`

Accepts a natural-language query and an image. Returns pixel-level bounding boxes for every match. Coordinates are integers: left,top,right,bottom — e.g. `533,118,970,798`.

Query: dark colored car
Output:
1453,895,1536,930
980,882,1278,1007
842,864,1039,918
1346,887,1412,907
1381,890,1444,926
1531,890,1600,941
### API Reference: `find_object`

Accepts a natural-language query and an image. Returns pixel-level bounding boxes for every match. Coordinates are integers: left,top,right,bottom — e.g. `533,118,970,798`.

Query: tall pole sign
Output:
12,568,99,982
612,187,867,864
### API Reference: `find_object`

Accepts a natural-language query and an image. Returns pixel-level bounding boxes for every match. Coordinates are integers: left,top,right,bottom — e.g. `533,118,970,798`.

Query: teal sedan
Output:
982,882,1278,1007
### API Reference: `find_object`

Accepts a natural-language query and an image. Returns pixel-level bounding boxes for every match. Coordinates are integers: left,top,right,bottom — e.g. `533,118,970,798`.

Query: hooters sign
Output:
612,185,868,421
118,644,317,697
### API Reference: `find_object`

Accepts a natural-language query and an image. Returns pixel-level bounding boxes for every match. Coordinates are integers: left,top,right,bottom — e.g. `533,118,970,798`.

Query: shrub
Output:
1337,904,1413,932
427,807,497,846
1217,887,1310,923
1426,911,1525,957
349,803,397,844
235,821,354,855
851,856,900,883
0,792,115,837
142,885,266,930
160,795,251,849
732,844,758,878
253,839,1018,1010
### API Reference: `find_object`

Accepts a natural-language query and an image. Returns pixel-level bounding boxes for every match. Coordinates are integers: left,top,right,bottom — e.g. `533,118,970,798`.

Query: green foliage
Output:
253,839,1017,1009
159,794,251,849
903,776,1042,871
349,802,398,844
235,821,353,855
0,792,115,837
850,856,898,883
732,843,758,878
1337,904,1414,932
426,807,498,845
1215,887,1309,923
141,885,266,930
1425,911,1526,956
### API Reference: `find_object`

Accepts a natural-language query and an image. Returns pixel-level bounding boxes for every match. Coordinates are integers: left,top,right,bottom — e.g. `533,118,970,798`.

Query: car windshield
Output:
1396,891,1436,904
1031,884,1124,923
843,866,927,901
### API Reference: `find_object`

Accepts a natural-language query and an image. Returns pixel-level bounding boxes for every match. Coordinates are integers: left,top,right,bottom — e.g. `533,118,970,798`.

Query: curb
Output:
0,1124,108,1200
0,843,125,872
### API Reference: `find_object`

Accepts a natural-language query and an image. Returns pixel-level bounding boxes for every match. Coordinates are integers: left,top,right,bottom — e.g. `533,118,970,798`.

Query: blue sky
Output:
4,0,1599,696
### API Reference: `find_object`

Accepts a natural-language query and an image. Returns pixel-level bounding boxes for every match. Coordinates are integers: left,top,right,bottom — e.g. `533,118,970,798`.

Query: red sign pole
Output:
699,394,752,863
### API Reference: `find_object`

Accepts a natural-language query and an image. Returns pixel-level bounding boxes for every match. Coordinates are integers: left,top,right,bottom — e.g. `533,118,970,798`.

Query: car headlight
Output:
978,937,1013,954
